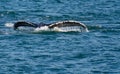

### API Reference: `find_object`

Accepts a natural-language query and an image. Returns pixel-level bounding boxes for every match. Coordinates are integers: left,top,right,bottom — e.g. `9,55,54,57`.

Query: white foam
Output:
34,26,50,32
5,23,14,28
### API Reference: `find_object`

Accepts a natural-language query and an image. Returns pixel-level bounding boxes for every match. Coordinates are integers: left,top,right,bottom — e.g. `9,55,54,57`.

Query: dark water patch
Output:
91,70,120,74
101,29,120,34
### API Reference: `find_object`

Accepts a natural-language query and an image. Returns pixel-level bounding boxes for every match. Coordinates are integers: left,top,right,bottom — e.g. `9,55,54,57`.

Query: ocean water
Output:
0,0,120,74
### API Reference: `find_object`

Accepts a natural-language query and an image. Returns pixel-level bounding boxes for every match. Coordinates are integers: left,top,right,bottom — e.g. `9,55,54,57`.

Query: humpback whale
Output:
14,21,88,32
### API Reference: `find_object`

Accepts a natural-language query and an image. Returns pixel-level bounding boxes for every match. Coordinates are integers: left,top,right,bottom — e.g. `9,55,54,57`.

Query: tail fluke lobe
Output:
14,21,38,30
49,21,87,28
48,21,88,32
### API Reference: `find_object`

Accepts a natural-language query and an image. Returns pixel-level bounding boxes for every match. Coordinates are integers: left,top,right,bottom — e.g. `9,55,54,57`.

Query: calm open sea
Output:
0,0,120,74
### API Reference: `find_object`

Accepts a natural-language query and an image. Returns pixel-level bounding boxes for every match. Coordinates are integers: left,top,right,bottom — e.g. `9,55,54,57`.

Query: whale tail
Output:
14,21,38,30
14,20,88,32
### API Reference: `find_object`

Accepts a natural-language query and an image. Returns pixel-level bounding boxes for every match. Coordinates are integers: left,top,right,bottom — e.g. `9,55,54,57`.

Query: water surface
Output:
0,0,120,74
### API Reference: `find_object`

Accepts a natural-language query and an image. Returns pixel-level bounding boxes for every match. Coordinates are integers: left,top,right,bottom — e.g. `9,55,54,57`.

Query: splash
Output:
34,26,50,32
5,23,14,28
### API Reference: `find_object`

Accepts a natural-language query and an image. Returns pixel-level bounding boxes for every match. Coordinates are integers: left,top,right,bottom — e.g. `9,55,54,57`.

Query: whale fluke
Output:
13,20,88,32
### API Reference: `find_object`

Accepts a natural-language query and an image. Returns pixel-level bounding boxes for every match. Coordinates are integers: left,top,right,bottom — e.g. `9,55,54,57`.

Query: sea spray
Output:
5,23,14,28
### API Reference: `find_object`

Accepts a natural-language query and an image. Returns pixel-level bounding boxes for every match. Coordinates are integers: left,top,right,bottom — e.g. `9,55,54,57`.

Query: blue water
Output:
0,0,120,74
